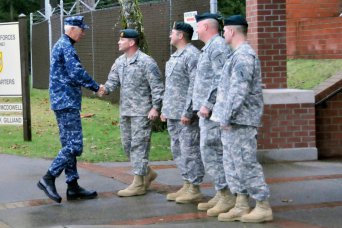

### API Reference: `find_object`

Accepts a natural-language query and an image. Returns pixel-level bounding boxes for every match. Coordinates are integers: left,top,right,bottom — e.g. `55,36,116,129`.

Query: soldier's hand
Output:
199,106,210,119
160,114,167,122
148,108,159,121
181,116,191,125
221,124,232,131
96,84,106,97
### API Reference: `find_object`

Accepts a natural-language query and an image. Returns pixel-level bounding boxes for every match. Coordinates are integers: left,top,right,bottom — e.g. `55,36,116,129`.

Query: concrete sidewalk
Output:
0,154,342,228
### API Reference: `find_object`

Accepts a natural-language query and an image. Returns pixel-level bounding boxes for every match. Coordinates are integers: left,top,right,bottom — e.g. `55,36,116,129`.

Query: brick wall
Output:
287,0,342,59
316,92,342,158
246,0,287,89
315,73,342,158
256,89,317,162
287,0,340,19
259,103,316,150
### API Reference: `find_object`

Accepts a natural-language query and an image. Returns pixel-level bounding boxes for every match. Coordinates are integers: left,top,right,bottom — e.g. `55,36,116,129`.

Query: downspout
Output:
210,0,217,14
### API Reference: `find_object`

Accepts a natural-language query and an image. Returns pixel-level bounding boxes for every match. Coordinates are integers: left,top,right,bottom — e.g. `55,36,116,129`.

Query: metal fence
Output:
32,0,164,24
30,0,210,103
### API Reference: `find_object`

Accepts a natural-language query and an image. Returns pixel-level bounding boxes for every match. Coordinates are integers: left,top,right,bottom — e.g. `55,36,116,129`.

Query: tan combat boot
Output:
144,166,158,190
218,194,250,221
240,200,273,223
197,191,221,211
207,189,236,217
175,184,203,204
117,175,146,197
166,180,190,201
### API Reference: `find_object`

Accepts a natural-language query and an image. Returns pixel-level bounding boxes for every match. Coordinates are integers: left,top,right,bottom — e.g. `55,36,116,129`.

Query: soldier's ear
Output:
129,39,135,47
179,32,185,40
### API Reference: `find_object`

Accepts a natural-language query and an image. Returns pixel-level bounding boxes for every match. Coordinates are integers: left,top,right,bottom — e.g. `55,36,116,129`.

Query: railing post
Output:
19,14,32,141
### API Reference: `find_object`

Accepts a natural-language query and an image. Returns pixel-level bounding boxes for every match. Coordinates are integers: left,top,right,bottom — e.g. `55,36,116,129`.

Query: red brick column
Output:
246,0,287,88
244,0,317,162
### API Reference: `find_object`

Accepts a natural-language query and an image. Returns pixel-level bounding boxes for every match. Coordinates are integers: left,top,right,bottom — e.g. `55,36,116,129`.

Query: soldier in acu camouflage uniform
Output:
160,22,205,204
37,16,98,203
192,13,236,217
99,29,164,197
211,15,273,223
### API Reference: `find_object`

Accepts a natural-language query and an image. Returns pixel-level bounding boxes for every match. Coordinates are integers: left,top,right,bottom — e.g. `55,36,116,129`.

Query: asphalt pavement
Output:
0,154,342,228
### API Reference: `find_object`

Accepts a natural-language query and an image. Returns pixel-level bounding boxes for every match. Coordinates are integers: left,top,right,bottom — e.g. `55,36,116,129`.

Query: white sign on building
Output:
184,11,198,40
0,22,22,97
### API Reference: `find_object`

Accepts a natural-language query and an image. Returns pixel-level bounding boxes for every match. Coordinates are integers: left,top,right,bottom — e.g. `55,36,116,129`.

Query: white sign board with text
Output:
0,103,22,112
184,11,198,40
0,22,22,97
0,116,23,125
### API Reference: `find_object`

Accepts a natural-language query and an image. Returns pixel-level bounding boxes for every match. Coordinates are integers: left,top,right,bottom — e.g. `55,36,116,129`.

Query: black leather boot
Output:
37,171,62,203
67,180,97,201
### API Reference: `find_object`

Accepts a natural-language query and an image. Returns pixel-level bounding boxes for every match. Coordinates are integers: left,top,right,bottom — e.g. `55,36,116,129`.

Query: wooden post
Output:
19,14,32,141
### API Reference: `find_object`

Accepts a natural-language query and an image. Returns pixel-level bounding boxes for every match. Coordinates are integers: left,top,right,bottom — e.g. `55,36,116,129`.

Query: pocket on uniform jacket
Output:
122,69,138,87
165,61,177,77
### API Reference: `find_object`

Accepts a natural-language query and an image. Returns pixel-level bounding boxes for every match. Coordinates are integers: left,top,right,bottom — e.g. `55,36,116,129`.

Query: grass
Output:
0,89,172,162
1,59,342,162
287,59,342,89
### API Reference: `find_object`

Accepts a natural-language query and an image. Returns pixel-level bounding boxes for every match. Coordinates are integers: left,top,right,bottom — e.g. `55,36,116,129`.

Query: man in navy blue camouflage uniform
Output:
37,16,99,203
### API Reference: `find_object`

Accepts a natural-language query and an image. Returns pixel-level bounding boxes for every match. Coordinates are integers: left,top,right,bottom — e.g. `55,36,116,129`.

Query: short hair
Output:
173,22,194,42
182,31,192,42
233,25,248,36
131,37,139,46
175,30,192,42
64,25,78,33
206,18,219,31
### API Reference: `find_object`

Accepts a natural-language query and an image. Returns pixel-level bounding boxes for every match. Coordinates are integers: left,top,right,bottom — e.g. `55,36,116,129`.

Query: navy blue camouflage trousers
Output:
48,109,82,183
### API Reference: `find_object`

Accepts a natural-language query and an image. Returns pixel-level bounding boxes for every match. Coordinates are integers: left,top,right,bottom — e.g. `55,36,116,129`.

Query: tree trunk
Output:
118,0,149,53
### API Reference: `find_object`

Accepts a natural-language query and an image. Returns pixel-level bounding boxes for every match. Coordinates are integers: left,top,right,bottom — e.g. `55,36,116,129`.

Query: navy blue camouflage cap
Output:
64,16,89,29
120,29,139,38
173,22,194,38
195,12,220,23
224,15,248,27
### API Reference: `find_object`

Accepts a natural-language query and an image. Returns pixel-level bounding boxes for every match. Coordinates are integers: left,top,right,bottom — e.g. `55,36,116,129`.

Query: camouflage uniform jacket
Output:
161,44,200,119
49,34,99,111
211,42,264,127
104,50,164,116
192,34,230,111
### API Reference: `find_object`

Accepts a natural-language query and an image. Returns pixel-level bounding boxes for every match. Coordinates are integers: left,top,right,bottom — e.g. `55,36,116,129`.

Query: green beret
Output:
173,22,194,39
120,29,139,38
195,12,220,23
224,15,248,27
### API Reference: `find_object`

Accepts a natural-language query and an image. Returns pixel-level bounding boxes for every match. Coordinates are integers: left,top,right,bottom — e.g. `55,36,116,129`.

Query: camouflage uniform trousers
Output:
221,125,270,201
120,116,151,176
199,117,227,190
167,118,205,185
48,109,82,183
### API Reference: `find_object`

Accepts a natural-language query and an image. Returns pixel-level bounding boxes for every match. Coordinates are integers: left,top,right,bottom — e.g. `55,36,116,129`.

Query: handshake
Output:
96,84,107,97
